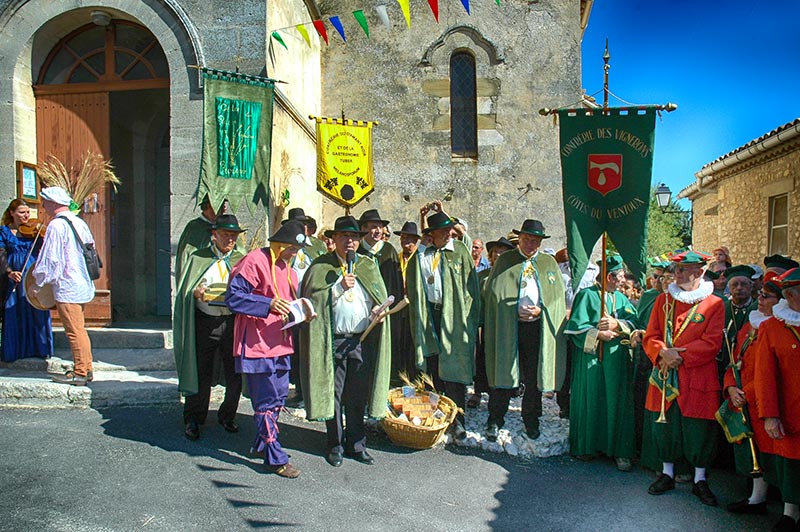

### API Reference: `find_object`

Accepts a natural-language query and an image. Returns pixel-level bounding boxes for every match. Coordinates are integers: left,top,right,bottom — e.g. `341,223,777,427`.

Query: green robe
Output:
406,240,479,384
721,298,757,366
565,285,637,458
635,288,660,330
299,252,391,421
175,217,213,280
173,246,244,396
306,235,328,260
634,287,661,471
483,250,568,391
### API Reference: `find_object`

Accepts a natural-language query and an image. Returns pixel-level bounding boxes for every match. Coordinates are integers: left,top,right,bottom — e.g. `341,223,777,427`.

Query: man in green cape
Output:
719,265,757,381
299,215,391,467
173,214,246,441
176,195,226,279
407,211,479,439
483,220,567,441
565,255,638,471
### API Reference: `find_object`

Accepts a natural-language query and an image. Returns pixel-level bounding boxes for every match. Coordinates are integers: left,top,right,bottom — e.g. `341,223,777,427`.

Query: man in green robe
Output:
719,265,757,380
299,215,391,467
173,214,246,441
483,221,567,441
407,211,479,439
565,255,638,471
176,196,219,279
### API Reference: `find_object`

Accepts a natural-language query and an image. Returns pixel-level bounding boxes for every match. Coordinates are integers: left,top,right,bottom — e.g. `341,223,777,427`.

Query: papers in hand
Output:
280,298,316,330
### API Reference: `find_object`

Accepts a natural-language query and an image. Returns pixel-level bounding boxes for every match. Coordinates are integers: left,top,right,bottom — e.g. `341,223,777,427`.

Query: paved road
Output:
0,404,778,532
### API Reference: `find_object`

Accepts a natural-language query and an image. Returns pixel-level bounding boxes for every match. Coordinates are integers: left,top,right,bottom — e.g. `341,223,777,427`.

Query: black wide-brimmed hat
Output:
212,214,246,233
486,236,515,254
324,216,368,238
358,209,390,227
423,212,455,234
269,220,307,246
281,207,311,225
393,221,421,238
512,219,550,239
764,254,799,272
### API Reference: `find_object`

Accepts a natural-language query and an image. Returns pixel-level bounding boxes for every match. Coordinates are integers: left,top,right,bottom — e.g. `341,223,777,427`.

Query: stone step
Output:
53,327,173,350
3,350,174,374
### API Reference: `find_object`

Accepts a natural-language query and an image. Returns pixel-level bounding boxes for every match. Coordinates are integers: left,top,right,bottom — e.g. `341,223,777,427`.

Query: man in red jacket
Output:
642,251,724,506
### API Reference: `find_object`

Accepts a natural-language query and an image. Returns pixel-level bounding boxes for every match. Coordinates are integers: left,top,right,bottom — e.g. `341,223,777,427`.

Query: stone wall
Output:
689,147,799,265
317,0,582,245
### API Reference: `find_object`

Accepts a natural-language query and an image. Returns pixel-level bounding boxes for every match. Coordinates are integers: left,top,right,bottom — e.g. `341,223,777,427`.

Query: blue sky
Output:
581,1,800,206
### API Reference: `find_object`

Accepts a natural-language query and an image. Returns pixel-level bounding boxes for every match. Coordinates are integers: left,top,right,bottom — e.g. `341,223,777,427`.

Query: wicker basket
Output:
382,387,457,449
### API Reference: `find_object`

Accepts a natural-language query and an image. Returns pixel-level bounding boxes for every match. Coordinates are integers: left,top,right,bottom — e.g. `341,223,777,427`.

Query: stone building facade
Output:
678,119,799,265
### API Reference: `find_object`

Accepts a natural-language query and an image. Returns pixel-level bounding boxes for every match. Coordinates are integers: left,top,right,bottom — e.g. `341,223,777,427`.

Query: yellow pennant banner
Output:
313,116,378,208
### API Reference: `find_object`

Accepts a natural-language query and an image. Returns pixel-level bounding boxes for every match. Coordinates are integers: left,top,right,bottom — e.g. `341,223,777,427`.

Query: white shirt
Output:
419,239,455,304
292,248,311,286
518,251,541,316
194,245,233,316
330,255,374,334
33,212,95,304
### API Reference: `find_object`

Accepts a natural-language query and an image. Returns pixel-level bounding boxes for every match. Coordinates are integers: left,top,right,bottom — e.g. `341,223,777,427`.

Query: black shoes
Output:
485,424,500,442
184,421,200,441
726,498,767,515
326,450,343,467
692,480,718,506
345,450,375,465
771,515,799,532
449,421,467,441
525,424,540,440
219,419,239,433
648,474,676,495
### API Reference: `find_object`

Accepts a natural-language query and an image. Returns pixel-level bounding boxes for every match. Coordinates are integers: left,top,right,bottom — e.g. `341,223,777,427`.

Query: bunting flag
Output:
312,19,329,45
375,4,391,29
396,0,411,27
271,31,288,50
352,10,370,37
296,23,311,47
199,68,275,214
330,16,346,42
557,106,657,289
427,0,439,22
312,117,377,208
460,0,471,14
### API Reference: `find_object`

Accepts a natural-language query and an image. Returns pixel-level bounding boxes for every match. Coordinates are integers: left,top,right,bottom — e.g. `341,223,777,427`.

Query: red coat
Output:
723,323,773,454
754,317,800,460
643,292,724,420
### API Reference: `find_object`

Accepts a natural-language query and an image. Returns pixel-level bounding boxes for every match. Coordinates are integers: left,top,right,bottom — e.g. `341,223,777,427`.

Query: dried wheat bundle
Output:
38,152,120,205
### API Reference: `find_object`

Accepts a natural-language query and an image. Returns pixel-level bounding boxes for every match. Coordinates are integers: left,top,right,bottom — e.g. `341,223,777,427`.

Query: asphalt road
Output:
0,404,780,532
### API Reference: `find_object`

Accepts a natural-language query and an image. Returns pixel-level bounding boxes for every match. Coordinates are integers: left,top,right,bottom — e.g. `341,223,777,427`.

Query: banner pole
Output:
597,38,611,363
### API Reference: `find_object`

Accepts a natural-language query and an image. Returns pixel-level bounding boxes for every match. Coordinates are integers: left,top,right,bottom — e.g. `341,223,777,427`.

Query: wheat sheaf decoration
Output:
38,152,121,212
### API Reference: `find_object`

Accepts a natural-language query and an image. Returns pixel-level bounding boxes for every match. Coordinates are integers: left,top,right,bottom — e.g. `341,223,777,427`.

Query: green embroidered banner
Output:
557,107,656,289
199,68,275,214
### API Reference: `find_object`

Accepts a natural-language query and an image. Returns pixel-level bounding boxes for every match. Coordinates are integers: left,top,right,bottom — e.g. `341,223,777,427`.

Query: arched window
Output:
450,51,477,159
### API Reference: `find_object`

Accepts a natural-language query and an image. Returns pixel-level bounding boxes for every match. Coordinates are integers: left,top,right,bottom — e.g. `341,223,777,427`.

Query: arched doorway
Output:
34,18,171,325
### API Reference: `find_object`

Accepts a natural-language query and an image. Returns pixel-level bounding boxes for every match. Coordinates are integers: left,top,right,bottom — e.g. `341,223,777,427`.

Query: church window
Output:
450,51,477,159
768,193,788,255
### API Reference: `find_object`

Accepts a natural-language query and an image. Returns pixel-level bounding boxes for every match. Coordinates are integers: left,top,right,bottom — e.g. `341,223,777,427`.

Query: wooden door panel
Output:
35,92,112,325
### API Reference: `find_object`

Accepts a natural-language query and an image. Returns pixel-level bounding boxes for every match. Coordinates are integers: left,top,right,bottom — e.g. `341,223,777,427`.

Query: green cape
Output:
299,252,391,421
636,288,660,329
406,240,479,384
173,245,244,396
175,217,213,280
483,250,568,390
306,235,328,260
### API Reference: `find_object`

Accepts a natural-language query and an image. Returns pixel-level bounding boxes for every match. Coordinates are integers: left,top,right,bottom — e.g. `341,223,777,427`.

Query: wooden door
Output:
35,92,112,324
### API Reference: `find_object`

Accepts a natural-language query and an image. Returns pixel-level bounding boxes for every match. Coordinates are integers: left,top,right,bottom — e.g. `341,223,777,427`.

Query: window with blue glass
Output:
450,51,477,159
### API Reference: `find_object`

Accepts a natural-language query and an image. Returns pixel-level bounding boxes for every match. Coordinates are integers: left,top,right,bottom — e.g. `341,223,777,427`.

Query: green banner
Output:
557,107,656,289
199,69,274,214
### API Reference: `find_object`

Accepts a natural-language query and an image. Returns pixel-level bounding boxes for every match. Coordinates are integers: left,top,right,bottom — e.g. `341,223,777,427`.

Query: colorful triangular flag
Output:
296,23,311,47
329,16,346,42
312,19,329,45
353,10,370,38
271,30,288,50
396,0,411,28
460,0,470,14
375,5,391,29
427,0,439,22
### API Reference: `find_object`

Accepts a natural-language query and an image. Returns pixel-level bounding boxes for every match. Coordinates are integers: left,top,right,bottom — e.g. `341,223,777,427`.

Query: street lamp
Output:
654,183,683,214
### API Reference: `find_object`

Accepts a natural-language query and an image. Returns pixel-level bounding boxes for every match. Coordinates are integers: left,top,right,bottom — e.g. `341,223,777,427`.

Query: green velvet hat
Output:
778,267,800,288
724,265,756,281
764,254,799,272
704,269,721,281
423,212,456,234
598,254,624,273
670,250,711,264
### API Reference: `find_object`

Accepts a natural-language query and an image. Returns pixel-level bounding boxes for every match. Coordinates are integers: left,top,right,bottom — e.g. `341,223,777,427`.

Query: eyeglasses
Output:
758,290,777,299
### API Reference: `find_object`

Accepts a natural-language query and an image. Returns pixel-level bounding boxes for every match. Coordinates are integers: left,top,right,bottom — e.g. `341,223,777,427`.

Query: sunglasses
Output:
758,290,777,299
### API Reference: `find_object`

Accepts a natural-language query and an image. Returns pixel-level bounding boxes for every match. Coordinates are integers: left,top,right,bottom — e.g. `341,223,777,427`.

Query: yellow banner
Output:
314,117,377,207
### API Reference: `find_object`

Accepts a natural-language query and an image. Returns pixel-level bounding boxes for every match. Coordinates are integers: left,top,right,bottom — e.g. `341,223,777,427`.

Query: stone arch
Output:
420,25,505,68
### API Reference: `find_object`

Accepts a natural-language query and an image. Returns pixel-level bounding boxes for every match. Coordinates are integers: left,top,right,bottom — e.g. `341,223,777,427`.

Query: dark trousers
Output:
556,339,573,419
184,311,242,424
487,320,542,430
288,328,303,400
325,334,377,454
427,307,466,425
473,326,489,395
246,366,290,466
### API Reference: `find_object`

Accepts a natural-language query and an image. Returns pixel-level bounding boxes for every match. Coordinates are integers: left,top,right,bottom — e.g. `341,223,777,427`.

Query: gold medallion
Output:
427,275,435,285
298,261,307,270
345,290,355,302
521,280,527,289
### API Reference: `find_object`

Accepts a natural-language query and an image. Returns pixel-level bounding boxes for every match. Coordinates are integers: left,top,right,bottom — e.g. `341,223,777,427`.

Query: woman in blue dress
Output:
0,199,52,362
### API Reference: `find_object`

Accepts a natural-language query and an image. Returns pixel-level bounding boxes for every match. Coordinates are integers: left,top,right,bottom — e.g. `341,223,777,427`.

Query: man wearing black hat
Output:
564,255,638,471
176,195,231,280
720,265,758,383
393,221,421,382
299,216,391,467
174,214,246,441
764,254,799,276
482,221,567,440
407,211,479,439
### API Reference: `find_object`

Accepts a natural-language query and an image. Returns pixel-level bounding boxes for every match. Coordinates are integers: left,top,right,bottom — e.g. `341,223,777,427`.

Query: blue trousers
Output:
246,369,290,466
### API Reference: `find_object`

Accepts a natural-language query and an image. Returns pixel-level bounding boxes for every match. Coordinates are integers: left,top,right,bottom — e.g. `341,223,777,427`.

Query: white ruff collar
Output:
772,300,800,327
667,280,714,304
749,310,770,329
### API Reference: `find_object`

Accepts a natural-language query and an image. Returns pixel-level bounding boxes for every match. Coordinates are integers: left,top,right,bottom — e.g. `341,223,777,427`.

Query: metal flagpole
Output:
598,38,610,363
